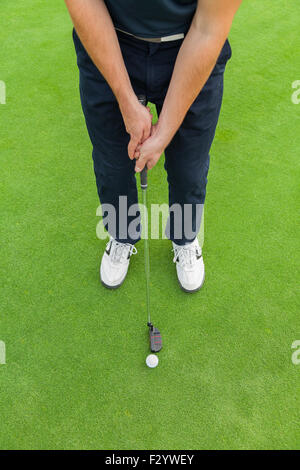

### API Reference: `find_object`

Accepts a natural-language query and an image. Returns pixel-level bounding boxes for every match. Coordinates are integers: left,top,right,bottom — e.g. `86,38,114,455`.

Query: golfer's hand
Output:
134,124,164,172
119,98,153,160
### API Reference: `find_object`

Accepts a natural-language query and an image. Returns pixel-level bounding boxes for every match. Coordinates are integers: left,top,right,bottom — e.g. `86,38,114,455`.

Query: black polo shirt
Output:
104,0,197,38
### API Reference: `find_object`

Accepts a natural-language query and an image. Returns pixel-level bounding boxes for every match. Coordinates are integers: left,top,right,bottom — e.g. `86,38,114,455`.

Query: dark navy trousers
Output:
73,29,231,245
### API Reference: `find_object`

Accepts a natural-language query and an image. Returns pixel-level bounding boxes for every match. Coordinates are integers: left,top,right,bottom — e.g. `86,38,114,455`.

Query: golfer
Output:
65,0,242,292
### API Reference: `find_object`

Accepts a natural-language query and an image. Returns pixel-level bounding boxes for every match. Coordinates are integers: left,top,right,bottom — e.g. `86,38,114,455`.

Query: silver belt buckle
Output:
161,33,185,42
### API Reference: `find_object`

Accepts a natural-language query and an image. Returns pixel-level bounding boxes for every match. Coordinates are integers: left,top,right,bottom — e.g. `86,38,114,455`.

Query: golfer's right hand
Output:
120,98,152,160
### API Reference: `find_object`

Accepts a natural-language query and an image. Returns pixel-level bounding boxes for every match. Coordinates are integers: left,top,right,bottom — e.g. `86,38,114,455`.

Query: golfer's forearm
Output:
156,0,242,148
156,28,226,148
64,0,135,108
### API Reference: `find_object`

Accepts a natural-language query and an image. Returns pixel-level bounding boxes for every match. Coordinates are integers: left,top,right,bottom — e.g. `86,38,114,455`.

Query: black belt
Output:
115,27,185,43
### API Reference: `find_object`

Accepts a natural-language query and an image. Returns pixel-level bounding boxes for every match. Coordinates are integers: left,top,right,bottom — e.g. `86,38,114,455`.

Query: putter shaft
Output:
141,186,151,326
138,95,162,353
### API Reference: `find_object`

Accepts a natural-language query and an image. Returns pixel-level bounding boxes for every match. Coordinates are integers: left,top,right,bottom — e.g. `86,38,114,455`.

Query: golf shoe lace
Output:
108,239,137,265
173,244,201,271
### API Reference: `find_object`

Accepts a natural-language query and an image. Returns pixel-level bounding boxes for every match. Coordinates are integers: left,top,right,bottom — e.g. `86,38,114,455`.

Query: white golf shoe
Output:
100,237,137,289
172,238,205,293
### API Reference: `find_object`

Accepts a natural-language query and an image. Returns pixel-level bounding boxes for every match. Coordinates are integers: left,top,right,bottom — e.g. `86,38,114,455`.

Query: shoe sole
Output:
100,277,126,290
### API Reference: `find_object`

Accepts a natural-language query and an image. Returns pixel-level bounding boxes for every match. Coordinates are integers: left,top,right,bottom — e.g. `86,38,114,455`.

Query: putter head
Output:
148,322,162,353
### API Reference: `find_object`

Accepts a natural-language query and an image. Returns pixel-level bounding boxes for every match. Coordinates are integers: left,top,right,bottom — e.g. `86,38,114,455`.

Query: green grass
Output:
0,0,299,450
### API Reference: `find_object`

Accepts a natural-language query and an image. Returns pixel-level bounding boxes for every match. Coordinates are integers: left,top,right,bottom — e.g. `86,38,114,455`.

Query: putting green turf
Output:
0,0,299,450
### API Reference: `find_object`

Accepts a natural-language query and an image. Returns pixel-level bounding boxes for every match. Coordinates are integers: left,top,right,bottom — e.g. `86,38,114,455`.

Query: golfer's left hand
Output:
134,124,165,172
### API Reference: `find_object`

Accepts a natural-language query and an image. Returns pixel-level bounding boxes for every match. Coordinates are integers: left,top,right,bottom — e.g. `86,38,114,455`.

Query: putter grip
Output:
138,95,147,107
140,166,148,189
137,95,148,189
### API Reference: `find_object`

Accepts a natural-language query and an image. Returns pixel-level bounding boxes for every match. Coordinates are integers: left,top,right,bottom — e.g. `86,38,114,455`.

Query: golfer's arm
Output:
64,0,136,109
156,0,242,148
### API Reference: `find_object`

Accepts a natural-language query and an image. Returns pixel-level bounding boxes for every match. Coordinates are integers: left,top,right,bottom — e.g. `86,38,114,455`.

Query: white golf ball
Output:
146,354,159,368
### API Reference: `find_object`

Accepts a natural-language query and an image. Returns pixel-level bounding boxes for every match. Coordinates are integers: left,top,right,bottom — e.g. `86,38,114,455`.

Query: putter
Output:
138,95,162,353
